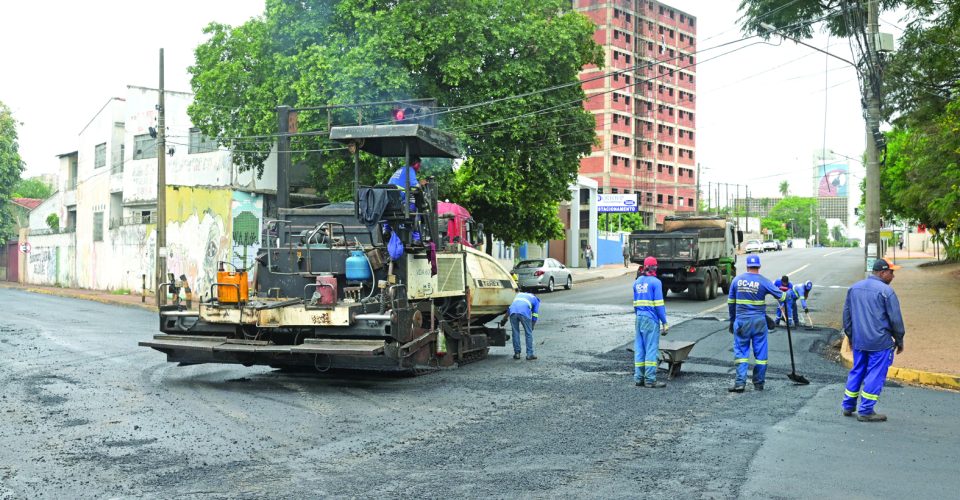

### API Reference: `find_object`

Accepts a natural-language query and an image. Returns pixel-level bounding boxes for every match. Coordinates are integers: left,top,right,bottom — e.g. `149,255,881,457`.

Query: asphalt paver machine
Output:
141,124,517,373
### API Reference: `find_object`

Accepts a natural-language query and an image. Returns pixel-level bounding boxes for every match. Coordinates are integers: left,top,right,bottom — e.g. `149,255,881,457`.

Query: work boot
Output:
841,409,854,417
857,412,887,422
513,353,521,360
728,385,745,393
646,381,666,388
635,381,645,387
526,355,538,361
754,383,764,391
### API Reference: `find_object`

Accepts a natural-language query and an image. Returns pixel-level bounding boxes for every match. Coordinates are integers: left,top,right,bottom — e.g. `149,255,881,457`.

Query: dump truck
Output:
141,123,517,373
629,215,741,300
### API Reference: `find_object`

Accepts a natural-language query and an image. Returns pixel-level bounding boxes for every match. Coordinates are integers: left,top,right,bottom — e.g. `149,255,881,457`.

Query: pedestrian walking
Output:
583,245,594,270
633,256,669,387
727,254,785,392
841,258,905,422
508,292,541,360
622,243,630,268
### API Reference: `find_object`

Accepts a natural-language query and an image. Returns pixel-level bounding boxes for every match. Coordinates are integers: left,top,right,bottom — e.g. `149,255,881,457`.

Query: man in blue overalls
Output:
727,254,785,392
509,292,541,361
842,258,905,422
633,256,669,388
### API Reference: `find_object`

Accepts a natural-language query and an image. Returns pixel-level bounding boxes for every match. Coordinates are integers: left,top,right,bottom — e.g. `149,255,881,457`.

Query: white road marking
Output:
786,264,810,276
824,249,851,257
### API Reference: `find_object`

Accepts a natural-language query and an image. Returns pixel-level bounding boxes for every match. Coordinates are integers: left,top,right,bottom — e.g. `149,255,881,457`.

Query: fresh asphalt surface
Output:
1,248,957,498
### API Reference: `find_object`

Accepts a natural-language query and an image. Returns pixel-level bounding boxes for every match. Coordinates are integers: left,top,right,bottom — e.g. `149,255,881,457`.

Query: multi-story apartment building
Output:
574,0,698,226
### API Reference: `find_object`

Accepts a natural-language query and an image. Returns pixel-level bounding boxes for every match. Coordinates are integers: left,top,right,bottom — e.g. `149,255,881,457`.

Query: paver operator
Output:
508,292,541,361
727,254,785,392
633,256,669,388
841,258,905,422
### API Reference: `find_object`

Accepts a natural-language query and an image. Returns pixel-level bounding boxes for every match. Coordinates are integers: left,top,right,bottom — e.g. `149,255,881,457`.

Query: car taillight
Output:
688,266,696,273
534,270,545,276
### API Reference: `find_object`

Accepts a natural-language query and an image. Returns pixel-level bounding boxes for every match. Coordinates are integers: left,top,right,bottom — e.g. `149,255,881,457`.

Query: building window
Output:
624,54,631,64
668,195,674,204
659,6,664,14
670,10,675,20
614,9,620,18
646,192,653,203
647,41,654,51
657,194,663,204
612,188,619,194
624,158,630,168
625,13,631,22
679,198,685,207
624,95,631,105
189,128,217,154
94,143,106,168
134,134,157,160
93,211,104,242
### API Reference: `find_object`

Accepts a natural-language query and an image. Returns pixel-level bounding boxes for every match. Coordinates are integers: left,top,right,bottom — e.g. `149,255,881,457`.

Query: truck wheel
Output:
707,271,718,300
546,278,555,293
700,273,714,301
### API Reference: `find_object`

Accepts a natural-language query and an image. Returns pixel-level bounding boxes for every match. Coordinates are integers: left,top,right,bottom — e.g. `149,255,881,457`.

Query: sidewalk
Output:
0,281,159,311
840,258,960,390
568,262,636,285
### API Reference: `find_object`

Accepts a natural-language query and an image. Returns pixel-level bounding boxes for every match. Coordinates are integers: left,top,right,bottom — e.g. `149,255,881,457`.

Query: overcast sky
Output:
2,0,903,199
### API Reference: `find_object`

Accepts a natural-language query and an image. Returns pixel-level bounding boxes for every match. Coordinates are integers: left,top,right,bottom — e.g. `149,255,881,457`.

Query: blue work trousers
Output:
634,315,660,383
510,314,534,357
733,316,769,386
842,348,894,415
776,300,799,326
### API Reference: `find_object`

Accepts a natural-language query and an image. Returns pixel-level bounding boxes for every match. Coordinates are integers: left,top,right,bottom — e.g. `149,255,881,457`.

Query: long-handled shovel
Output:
781,306,810,385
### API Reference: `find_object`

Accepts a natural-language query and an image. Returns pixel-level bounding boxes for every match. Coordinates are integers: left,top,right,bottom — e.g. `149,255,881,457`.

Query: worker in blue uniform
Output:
727,254,785,392
509,292,541,361
774,276,793,326
387,156,424,242
633,256,669,388
842,258,905,422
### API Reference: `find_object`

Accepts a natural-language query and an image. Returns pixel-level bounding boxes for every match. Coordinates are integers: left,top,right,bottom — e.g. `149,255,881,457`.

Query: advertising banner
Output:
597,193,638,213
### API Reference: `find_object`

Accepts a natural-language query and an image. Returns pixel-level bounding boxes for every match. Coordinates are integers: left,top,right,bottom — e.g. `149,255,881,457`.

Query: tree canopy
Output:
761,196,819,242
0,101,25,242
12,177,53,200
188,0,603,246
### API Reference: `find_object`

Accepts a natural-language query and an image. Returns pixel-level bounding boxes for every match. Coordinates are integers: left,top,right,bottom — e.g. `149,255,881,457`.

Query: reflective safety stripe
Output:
727,298,736,304
633,300,665,306
844,389,860,398
733,299,767,306
861,391,879,401
635,361,657,367
513,297,533,309
734,358,749,364
532,313,539,318
755,359,768,365
778,294,786,302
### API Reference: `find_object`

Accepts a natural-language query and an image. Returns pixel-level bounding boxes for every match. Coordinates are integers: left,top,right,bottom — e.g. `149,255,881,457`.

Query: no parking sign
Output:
19,242,31,254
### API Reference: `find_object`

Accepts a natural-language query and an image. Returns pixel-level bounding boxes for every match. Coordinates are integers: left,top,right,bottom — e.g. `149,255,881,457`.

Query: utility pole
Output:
707,181,711,213
155,48,167,304
695,162,701,215
864,0,882,274
276,106,291,214
745,186,750,232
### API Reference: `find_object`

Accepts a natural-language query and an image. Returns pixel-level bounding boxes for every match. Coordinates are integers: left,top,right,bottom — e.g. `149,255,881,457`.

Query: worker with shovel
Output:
841,258,905,422
727,254,785,393
633,256,669,388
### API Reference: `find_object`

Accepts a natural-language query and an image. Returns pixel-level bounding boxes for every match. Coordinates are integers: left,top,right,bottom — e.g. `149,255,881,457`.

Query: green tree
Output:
738,0,902,40
0,101,26,242
12,177,53,199
762,196,819,241
188,0,603,247
778,180,789,198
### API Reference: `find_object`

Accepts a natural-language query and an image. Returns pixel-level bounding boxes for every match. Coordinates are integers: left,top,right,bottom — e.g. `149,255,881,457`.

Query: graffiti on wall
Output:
165,186,233,299
29,247,57,283
231,191,263,273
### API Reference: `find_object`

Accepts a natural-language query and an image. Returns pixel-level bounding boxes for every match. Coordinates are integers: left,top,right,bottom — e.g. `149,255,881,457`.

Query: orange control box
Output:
216,271,249,303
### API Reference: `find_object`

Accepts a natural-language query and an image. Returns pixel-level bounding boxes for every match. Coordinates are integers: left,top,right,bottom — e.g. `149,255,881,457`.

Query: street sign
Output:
880,230,893,239
19,242,31,254
597,194,638,213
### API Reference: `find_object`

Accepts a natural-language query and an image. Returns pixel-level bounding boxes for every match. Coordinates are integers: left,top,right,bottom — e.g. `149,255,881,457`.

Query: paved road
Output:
1,248,956,498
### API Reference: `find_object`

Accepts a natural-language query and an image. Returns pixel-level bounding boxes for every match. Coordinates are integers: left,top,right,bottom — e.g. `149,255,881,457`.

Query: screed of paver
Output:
888,261,960,377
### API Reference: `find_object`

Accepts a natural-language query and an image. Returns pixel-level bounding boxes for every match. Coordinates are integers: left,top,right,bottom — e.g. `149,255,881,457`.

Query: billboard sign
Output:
817,162,849,197
597,194,638,213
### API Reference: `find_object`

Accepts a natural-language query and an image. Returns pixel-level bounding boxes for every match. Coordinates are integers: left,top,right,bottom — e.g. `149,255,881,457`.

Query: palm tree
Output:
778,181,790,198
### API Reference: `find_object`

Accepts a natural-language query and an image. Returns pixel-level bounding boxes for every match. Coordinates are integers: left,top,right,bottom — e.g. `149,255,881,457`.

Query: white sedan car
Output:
745,239,763,253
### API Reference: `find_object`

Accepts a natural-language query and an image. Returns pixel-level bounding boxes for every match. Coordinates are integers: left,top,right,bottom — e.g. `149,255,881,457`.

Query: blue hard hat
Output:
746,254,761,267
804,280,813,291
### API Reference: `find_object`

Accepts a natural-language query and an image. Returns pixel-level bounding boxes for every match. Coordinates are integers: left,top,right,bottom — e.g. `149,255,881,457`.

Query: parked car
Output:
745,239,763,253
762,240,779,252
510,258,573,292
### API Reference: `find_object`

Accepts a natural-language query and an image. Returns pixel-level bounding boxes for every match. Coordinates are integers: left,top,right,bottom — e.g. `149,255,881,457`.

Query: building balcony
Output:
63,189,77,207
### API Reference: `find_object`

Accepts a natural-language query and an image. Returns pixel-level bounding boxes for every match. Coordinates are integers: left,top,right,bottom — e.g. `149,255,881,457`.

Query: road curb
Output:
1,283,157,312
840,336,960,391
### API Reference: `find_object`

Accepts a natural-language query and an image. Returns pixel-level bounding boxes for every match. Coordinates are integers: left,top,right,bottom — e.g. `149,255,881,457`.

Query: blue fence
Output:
597,234,626,266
